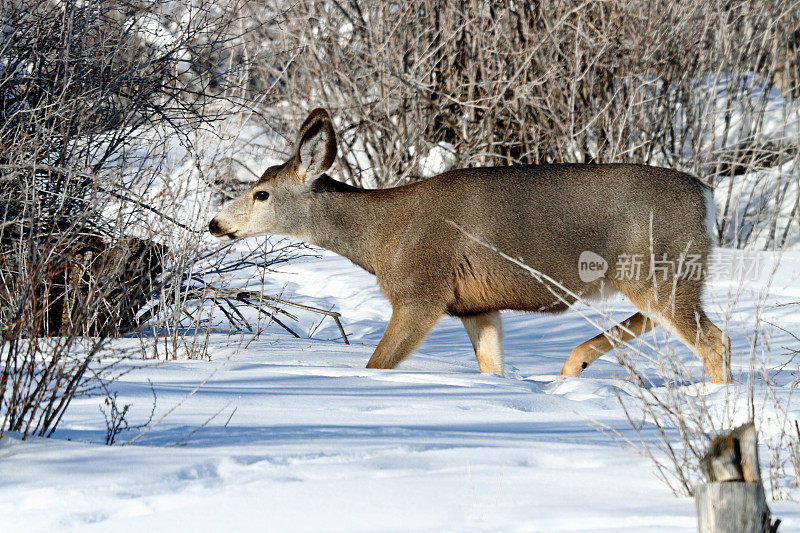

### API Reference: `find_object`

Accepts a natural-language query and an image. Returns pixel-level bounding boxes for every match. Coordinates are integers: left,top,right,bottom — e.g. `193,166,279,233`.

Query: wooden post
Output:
695,422,781,533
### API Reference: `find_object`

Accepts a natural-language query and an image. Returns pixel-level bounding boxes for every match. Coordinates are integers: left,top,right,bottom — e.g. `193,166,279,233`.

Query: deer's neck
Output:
298,176,398,275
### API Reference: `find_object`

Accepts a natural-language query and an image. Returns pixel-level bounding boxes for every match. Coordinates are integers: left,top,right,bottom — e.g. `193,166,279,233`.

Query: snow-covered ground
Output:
2,241,799,532
3,76,800,529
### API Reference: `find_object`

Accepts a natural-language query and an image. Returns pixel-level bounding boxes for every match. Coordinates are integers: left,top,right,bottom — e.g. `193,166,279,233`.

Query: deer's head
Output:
208,108,337,241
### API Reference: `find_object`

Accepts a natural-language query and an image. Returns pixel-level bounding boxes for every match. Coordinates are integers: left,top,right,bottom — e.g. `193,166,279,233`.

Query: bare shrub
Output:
138,234,310,358
0,0,268,440
609,313,800,500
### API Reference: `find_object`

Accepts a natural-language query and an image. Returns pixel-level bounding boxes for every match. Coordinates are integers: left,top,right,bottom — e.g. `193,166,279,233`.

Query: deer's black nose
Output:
208,218,220,235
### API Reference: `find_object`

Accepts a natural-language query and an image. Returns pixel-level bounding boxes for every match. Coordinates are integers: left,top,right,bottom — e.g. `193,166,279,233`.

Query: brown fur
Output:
209,108,732,383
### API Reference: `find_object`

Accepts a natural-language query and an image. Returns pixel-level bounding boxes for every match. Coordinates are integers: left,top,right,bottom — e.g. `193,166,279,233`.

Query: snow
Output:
675,73,800,249
1,240,799,532
711,162,800,249
419,142,457,178
697,73,800,149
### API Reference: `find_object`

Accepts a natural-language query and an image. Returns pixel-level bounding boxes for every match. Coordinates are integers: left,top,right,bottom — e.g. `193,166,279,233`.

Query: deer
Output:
209,108,732,383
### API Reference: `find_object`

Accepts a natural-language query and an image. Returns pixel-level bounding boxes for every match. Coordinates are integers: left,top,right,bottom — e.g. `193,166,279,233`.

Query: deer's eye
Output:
254,191,270,201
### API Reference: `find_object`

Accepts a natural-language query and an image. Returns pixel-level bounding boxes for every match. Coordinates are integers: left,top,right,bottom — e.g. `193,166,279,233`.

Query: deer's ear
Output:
296,108,336,180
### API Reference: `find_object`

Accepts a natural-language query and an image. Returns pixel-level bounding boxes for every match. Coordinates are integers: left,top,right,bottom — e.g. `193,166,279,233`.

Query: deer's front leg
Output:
366,304,443,369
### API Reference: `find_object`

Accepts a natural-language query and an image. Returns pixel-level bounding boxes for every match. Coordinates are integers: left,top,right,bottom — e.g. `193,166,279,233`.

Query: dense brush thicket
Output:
258,0,800,249
0,0,257,439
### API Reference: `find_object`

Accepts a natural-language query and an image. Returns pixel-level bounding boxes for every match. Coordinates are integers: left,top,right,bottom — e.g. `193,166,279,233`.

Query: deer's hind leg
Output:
561,312,653,376
650,307,731,383
619,280,732,383
461,311,504,375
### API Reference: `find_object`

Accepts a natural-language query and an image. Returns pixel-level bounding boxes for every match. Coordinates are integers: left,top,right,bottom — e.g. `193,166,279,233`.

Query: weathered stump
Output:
696,482,774,533
695,422,780,533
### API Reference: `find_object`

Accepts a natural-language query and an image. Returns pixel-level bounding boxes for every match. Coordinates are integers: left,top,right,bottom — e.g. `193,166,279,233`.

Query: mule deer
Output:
209,109,731,383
